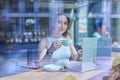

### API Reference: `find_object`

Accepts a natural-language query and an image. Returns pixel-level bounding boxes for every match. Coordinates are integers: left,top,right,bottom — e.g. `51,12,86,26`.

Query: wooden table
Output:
0,70,103,80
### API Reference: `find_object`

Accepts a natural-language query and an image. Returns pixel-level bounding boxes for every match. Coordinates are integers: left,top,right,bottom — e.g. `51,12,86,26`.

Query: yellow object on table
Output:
32,69,43,72
64,74,76,80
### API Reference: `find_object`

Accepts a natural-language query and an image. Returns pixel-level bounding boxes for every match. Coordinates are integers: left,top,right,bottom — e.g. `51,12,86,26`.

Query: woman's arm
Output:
70,44,79,61
65,36,79,61
38,37,48,61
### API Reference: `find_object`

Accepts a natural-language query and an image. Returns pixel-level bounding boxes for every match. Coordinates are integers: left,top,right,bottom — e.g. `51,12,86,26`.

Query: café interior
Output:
0,0,120,80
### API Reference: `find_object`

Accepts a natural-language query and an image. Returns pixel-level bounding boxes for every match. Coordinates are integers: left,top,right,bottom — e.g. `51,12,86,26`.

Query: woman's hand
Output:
52,40,62,49
48,40,62,52
77,49,83,61
78,49,83,57
108,69,120,80
109,72,119,80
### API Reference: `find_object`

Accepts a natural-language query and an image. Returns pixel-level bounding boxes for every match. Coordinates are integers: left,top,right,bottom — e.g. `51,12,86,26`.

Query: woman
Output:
103,54,120,80
36,13,79,71
108,54,120,80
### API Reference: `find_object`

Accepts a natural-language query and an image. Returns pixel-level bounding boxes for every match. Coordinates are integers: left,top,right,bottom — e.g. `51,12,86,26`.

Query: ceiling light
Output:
75,2,78,5
51,0,55,3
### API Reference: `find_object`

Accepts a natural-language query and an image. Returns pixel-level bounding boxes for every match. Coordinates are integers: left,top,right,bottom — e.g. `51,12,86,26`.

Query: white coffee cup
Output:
61,40,73,46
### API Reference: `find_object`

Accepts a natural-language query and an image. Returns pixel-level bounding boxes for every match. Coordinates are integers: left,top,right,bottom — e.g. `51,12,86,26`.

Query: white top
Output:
47,37,71,66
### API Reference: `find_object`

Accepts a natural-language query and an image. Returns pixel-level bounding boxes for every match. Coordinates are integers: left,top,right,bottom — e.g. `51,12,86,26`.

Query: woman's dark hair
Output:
57,13,71,38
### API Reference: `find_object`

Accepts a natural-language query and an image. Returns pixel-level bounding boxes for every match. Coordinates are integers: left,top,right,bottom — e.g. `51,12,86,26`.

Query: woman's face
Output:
55,15,68,34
